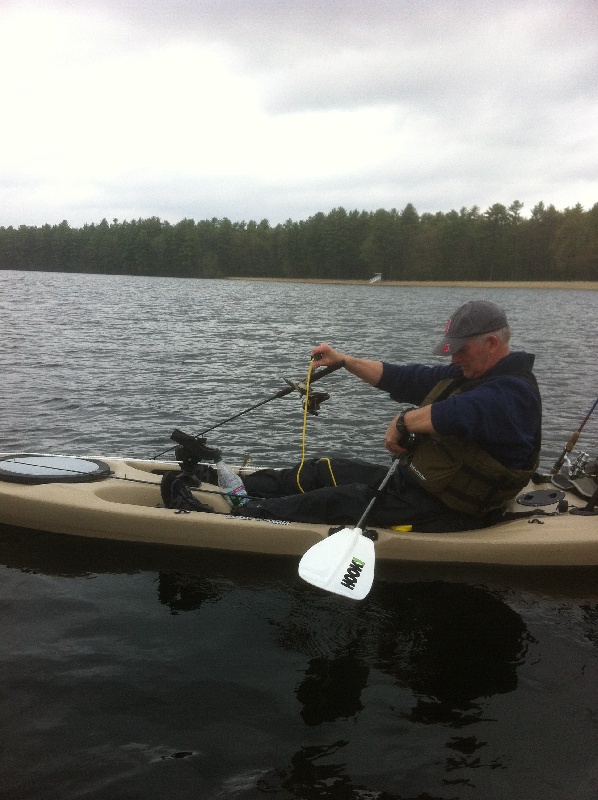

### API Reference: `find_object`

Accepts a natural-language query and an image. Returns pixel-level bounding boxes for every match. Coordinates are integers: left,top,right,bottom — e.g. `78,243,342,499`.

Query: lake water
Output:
1,271,597,799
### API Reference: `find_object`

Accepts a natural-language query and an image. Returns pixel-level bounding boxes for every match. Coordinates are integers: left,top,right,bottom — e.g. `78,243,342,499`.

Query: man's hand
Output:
311,342,345,366
384,414,411,456
311,342,384,386
384,406,436,455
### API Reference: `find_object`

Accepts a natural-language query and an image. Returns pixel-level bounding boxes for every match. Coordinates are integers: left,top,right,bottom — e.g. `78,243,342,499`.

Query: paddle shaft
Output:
354,458,400,530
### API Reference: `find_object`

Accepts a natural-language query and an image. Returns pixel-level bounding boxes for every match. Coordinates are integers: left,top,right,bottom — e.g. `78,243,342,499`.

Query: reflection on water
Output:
366,583,529,724
157,571,229,613
255,742,372,799
284,582,530,730
297,647,370,726
1,526,598,798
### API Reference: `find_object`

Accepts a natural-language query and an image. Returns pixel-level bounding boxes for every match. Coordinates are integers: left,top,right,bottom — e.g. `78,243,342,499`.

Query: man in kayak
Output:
240,300,542,532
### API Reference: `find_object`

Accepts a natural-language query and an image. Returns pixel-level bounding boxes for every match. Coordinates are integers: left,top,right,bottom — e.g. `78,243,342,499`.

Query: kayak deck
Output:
0,455,597,566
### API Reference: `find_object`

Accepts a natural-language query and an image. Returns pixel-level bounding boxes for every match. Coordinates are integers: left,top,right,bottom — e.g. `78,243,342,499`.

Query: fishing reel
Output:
547,397,598,515
568,451,595,479
170,428,220,474
551,449,597,503
303,391,330,415
283,378,330,416
555,449,597,481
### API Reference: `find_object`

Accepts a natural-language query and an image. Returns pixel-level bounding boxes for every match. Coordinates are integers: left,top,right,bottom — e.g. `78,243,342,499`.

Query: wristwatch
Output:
395,411,411,449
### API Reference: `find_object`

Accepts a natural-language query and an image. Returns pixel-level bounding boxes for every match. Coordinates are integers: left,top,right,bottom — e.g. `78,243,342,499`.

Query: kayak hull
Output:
0,454,596,566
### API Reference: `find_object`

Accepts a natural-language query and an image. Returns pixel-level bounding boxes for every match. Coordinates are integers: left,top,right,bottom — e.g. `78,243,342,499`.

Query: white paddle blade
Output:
298,527,375,600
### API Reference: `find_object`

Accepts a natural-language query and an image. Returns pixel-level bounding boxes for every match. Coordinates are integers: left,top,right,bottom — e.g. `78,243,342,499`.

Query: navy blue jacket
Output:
377,352,542,470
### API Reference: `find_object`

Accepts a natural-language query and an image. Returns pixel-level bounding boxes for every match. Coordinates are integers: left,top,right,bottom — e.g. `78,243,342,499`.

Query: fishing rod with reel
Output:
152,358,346,467
551,396,598,476
549,395,598,515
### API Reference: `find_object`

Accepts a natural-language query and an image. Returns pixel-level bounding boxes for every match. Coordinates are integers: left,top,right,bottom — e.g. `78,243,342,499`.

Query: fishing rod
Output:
151,359,346,460
550,395,598,475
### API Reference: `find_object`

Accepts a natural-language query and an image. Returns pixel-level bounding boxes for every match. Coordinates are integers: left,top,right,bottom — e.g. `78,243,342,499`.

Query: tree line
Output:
1,201,596,281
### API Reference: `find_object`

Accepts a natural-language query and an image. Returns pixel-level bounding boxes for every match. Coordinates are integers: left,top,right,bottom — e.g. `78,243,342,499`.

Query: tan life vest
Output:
403,378,539,516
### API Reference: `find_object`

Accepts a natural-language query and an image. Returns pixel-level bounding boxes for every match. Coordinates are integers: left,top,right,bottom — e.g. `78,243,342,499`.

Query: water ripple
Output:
1,272,596,470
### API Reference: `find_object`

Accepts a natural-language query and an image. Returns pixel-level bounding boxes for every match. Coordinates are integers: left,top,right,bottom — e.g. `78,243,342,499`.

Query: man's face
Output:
450,336,494,378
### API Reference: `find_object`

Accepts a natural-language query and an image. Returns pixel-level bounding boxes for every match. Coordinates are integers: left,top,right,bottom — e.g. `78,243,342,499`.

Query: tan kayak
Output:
0,452,597,566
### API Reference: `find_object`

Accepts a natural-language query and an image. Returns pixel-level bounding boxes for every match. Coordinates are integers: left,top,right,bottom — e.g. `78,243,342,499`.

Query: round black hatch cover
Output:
516,488,565,507
0,455,111,484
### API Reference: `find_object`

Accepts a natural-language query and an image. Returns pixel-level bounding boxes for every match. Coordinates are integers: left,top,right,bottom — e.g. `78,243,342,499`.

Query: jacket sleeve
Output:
430,376,542,467
377,362,461,404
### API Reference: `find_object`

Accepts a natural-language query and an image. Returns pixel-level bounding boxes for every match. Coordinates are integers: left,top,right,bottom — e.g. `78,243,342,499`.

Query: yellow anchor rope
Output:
296,359,337,493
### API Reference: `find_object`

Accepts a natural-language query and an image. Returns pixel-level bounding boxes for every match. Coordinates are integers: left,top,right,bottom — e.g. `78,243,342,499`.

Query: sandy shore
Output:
226,277,598,290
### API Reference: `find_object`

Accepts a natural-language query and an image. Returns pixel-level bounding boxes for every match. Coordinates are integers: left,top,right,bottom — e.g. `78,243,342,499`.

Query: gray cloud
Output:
1,0,597,227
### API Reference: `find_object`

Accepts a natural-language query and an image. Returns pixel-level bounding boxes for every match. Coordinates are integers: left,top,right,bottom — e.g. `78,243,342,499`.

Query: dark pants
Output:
242,458,498,532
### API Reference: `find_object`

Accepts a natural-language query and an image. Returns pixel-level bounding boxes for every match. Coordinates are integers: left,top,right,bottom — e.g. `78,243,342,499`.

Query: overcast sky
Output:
1,0,596,228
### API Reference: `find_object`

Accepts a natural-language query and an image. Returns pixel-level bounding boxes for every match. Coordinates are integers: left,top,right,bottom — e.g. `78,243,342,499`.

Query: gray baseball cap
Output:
433,300,508,356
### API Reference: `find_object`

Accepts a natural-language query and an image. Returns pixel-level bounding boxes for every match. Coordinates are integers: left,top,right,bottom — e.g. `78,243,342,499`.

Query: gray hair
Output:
473,325,511,346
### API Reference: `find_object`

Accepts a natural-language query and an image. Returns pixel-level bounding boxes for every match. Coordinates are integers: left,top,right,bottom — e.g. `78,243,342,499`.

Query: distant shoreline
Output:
226,277,598,290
